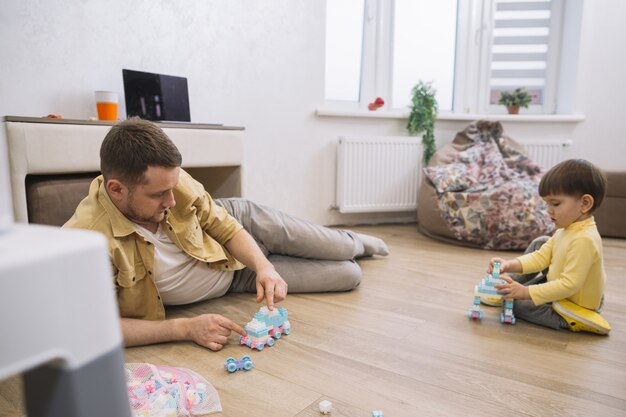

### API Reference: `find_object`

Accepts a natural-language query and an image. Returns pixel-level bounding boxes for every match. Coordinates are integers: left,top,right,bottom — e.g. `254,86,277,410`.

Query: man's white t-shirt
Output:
134,223,234,305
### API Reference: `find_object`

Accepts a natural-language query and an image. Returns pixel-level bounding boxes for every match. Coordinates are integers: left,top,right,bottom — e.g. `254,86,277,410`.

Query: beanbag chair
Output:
417,120,554,250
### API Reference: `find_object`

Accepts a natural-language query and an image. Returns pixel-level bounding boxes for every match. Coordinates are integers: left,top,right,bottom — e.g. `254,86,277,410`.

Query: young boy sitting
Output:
488,159,611,334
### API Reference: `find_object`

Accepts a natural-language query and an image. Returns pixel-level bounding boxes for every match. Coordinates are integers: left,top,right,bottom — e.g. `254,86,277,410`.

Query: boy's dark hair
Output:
100,118,182,186
539,159,607,212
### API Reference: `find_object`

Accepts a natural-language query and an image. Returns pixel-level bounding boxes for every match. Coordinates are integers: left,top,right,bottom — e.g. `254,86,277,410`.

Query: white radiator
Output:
519,139,572,170
336,136,573,214
336,136,422,213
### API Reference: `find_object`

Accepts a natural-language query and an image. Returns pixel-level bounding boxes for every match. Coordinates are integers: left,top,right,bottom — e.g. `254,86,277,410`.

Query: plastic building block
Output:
224,356,254,373
372,411,384,417
468,296,484,320
239,306,291,351
500,299,516,324
468,262,515,325
319,399,332,414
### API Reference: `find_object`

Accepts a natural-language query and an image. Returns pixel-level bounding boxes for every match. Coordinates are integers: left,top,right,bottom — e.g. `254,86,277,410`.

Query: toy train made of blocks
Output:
239,306,291,351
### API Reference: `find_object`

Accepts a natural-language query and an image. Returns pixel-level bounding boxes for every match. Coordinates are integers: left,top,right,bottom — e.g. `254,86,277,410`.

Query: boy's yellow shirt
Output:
517,217,605,310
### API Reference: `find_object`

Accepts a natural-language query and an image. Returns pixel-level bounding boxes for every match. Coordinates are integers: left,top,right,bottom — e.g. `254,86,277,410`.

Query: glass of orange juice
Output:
95,91,118,121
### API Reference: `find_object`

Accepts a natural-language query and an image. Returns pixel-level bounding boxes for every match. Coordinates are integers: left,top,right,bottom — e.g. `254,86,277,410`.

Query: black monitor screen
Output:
122,69,191,122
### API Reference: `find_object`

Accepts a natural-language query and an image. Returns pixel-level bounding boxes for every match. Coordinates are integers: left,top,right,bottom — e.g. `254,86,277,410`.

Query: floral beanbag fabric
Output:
423,123,554,250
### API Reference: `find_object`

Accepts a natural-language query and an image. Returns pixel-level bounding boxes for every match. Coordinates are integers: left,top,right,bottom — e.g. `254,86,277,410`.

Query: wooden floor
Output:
2,224,626,416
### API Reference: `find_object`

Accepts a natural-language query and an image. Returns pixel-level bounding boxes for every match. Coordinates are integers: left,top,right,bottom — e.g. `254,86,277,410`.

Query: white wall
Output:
1,0,625,226
568,1,626,170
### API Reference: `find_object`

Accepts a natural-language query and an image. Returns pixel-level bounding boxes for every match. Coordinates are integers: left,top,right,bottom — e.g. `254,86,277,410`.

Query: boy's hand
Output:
495,276,531,300
487,257,507,274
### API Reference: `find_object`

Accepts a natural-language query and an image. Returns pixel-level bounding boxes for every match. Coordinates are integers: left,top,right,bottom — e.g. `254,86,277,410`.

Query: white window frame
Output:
324,0,393,112
324,0,566,115
361,0,393,109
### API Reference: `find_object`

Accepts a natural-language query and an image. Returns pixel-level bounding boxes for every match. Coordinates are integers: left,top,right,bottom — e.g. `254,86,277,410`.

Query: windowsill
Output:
316,108,586,123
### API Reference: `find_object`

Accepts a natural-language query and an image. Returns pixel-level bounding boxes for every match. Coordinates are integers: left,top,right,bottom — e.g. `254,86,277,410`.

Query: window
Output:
391,0,457,110
325,0,365,101
324,0,566,114
485,0,562,113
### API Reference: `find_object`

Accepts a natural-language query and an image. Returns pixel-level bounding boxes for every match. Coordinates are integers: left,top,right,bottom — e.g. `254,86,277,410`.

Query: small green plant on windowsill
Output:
407,81,438,164
498,87,532,114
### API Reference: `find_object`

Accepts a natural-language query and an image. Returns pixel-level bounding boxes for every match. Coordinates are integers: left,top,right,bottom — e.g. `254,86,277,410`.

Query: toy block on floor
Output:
224,356,254,373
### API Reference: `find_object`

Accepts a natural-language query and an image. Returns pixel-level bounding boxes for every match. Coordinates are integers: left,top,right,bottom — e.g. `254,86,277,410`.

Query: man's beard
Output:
125,194,165,225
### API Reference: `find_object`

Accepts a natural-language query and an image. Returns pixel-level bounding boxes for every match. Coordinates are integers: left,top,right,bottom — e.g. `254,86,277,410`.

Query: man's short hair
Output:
539,159,607,212
100,118,182,186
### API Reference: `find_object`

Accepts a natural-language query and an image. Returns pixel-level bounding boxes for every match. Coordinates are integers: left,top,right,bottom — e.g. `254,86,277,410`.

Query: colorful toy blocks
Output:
239,306,291,351
468,262,516,324
224,356,254,373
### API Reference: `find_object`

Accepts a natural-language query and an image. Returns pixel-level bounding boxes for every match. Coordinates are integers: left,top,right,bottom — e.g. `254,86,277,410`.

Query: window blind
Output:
488,0,557,107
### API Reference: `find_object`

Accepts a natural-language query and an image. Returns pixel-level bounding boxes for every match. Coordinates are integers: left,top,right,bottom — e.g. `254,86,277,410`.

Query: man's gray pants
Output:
216,198,364,294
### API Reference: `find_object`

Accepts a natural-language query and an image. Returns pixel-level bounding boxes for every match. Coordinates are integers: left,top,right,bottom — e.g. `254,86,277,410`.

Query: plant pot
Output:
506,105,520,115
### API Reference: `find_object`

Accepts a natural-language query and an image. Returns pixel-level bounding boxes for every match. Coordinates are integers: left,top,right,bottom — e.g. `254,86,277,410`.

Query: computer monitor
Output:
122,69,191,122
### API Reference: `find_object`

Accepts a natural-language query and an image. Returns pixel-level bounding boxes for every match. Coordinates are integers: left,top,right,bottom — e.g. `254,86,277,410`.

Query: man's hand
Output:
255,266,288,310
494,276,531,300
186,314,246,351
121,315,246,350
223,229,289,310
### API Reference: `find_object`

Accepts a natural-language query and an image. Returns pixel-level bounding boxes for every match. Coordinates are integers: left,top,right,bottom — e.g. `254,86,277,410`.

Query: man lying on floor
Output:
64,118,389,350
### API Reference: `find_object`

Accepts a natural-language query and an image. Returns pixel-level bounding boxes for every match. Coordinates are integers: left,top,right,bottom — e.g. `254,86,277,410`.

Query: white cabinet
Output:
4,116,245,223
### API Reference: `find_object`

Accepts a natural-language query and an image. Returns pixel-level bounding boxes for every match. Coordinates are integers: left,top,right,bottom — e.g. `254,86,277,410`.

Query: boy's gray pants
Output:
510,236,568,330
216,198,364,294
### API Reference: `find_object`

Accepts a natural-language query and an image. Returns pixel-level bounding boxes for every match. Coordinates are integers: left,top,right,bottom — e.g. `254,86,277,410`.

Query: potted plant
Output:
407,81,438,164
498,87,532,114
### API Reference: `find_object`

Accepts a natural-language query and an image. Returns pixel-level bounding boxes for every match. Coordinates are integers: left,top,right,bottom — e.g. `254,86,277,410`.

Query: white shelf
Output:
4,118,245,223
316,108,585,123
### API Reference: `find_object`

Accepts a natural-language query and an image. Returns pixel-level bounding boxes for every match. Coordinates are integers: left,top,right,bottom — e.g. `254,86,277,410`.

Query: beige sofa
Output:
594,170,626,238
26,173,95,226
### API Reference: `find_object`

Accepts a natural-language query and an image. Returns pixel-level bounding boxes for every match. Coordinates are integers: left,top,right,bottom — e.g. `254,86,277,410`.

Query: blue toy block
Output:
500,299,516,324
476,283,500,295
468,295,484,320
224,355,254,373
492,262,500,280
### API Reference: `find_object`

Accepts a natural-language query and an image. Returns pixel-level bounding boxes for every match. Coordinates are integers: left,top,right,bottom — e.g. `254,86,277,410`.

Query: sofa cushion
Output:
595,170,626,238
26,173,97,226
